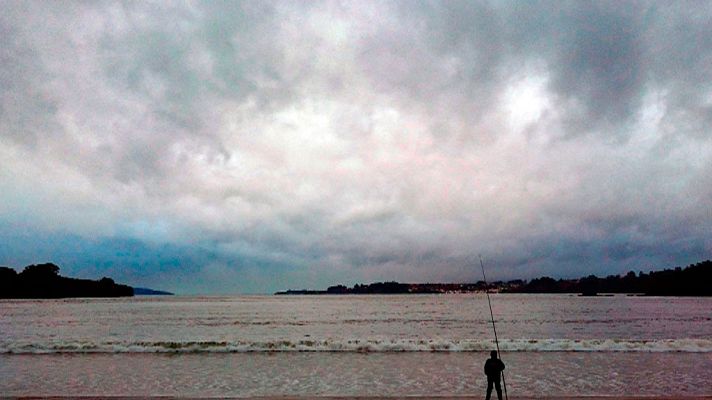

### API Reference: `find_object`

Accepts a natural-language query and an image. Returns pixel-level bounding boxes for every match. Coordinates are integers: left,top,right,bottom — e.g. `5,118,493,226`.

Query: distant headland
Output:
133,287,174,295
0,263,172,299
275,260,711,296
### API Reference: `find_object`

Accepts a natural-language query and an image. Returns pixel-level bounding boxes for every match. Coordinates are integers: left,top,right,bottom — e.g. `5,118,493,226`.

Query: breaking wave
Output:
2,338,710,354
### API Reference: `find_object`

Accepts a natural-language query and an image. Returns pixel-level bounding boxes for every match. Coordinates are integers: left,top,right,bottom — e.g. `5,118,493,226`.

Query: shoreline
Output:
3,353,709,398
4,397,712,400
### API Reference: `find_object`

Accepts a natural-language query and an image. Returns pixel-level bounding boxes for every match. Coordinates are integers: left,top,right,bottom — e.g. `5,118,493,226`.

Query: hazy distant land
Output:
276,260,711,296
133,287,175,295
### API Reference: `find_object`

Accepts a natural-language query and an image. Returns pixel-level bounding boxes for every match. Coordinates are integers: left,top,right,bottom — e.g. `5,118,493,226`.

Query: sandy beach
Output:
4,397,712,400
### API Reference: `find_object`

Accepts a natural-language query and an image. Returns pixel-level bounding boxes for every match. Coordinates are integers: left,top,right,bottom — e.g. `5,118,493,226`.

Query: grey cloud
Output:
360,1,711,140
546,3,646,130
0,9,59,147
1,1,711,292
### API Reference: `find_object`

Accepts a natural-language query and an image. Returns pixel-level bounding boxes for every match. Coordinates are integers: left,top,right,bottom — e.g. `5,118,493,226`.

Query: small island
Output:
275,260,711,296
0,263,134,299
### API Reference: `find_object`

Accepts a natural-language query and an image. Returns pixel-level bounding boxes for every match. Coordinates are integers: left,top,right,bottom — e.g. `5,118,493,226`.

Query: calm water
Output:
1,294,711,396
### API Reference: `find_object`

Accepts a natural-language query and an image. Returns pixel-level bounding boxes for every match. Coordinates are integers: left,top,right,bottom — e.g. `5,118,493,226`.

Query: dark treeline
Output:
0,263,134,298
328,281,411,294
276,281,453,295
276,280,522,295
276,260,711,296
324,281,523,294
505,260,711,296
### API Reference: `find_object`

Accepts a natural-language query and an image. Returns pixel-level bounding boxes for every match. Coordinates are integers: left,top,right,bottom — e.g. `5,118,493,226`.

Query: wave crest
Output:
1,338,710,354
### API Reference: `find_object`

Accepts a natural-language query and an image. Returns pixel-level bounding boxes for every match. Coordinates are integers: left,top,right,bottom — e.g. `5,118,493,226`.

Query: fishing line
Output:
479,255,509,400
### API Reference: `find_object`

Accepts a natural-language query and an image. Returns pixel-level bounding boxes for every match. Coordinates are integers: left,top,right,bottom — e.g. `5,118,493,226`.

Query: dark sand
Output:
4,397,712,400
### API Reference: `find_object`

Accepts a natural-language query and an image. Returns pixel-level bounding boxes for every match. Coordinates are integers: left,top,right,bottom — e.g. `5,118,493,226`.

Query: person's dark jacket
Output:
484,358,505,381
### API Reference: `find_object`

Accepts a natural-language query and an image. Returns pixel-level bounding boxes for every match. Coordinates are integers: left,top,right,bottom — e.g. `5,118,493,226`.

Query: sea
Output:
1,294,710,397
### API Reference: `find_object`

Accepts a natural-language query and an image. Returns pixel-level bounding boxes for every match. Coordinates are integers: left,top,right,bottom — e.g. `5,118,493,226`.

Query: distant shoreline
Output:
276,260,711,296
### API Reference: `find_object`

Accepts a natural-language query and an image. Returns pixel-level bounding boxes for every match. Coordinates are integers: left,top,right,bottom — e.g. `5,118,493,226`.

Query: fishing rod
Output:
479,255,508,400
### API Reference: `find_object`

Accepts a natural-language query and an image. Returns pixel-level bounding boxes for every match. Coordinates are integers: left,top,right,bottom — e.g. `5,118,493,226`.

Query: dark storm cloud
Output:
0,1,710,293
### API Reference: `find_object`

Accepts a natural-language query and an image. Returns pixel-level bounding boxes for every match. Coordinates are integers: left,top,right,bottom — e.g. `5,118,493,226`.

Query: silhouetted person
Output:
484,350,505,400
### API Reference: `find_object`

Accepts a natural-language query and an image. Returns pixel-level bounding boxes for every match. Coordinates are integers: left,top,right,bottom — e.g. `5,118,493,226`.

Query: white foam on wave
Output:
1,338,711,354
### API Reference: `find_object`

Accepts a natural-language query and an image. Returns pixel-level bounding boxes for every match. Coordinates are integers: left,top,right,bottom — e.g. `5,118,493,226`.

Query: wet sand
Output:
3,397,712,400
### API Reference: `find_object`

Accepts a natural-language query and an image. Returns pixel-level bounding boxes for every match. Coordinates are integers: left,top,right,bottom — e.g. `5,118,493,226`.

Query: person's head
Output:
490,350,498,359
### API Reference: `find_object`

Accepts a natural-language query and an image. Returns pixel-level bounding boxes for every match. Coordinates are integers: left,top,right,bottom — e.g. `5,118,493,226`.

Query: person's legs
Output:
494,380,502,400
486,380,493,400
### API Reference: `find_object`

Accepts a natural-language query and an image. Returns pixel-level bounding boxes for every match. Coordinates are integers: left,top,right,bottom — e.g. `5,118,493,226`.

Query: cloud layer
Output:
1,1,710,293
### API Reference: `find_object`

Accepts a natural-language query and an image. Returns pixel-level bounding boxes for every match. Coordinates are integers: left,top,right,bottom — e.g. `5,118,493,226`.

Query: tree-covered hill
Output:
506,260,711,296
0,263,133,298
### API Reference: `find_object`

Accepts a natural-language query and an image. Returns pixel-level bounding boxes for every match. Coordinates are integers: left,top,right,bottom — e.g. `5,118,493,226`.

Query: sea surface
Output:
1,294,710,396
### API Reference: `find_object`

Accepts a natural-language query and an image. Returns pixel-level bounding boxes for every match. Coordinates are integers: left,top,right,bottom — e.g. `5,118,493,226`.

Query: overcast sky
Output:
1,1,710,294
